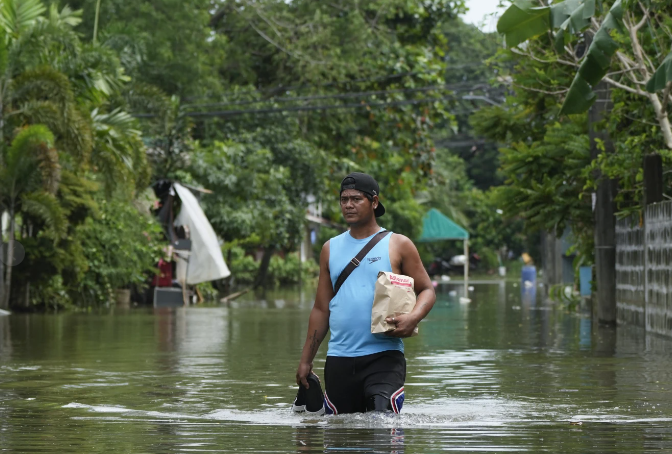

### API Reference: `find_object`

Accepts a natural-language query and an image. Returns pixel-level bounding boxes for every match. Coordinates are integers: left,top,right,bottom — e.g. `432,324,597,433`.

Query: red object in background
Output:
152,259,173,287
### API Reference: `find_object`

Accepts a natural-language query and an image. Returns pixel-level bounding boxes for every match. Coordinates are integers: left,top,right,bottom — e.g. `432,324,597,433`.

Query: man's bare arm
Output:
387,234,436,337
296,241,334,388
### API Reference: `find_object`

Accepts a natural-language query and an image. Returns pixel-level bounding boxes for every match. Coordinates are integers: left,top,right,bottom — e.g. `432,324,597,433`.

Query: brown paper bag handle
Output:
333,230,391,295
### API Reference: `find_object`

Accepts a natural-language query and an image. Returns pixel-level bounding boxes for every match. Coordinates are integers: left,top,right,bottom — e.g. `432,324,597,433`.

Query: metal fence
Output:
616,200,672,336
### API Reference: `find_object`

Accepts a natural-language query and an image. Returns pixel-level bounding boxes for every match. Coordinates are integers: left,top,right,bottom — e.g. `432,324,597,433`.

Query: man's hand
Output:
386,234,436,332
385,313,419,338
296,361,313,388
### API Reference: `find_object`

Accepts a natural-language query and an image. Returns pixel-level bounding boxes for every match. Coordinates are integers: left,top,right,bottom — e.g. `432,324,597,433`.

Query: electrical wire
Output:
183,63,492,102
134,84,504,118
134,95,496,119
182,82,496,109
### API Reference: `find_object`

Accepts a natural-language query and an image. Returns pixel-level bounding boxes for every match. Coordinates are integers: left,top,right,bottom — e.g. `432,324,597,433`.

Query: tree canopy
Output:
2,0,535,307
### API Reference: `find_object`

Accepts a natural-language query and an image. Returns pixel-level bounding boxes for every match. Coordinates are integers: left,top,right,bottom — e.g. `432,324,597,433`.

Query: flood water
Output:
1,282,672,452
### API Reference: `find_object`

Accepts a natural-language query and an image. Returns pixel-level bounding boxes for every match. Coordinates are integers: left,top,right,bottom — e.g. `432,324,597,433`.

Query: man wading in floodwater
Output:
294,172,436,414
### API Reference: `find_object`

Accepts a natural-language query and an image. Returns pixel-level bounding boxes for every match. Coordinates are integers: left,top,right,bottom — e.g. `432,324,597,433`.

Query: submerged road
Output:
0,283,670,452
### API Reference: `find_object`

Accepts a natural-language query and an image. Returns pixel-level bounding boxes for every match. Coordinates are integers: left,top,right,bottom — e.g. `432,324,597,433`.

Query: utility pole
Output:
589,82,617,325
643,154,663,206
0,241,4,306
642,153,663,313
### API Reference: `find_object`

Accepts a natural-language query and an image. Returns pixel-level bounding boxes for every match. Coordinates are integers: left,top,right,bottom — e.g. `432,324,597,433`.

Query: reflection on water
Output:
1,283,672,452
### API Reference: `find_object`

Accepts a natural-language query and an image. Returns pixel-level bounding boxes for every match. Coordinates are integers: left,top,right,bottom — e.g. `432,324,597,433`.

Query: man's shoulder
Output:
320,231,348,255
329,230,350,242
390,233,414,247
390,233,418,259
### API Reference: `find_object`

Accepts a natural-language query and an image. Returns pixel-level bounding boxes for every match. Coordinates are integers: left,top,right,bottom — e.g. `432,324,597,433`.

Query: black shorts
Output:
323,350,406,415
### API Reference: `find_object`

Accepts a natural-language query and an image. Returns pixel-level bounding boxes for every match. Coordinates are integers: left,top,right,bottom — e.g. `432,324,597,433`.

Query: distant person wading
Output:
294,173,436,414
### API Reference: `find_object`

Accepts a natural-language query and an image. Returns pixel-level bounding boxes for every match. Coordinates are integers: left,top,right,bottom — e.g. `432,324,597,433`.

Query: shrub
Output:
268,254,319,286
225,244,259,286
224,243,319,287
76,198,164,304
478,247,500,272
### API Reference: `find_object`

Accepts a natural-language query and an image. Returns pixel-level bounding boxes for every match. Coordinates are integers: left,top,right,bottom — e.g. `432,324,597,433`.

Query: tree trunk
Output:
224,247,233,293
2,208,14,310
24,282,30,309
626,20,672,149
254,247,275,289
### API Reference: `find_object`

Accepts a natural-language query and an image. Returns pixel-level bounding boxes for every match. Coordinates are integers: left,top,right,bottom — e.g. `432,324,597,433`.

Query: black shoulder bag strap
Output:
333,230,391,295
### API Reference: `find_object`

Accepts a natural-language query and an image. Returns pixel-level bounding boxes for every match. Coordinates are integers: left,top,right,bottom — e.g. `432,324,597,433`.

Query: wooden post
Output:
460,239,471,303
182,251,190,307
541,231,563,291
3,209,15,310
464,239,468,298
589,82,617,325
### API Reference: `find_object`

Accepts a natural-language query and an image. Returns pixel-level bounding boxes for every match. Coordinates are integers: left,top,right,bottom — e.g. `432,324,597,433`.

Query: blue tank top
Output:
327,229,404,357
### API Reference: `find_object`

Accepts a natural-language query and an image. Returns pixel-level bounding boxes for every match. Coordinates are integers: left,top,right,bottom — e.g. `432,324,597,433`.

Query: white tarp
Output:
173,183,231,284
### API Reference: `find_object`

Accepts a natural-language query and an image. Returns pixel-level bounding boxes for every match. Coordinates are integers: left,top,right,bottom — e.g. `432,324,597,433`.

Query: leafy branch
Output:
497,0,672,148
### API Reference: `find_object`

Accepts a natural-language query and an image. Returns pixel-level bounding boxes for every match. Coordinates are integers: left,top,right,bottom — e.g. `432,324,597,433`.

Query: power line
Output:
209,107,484,120
183,63,492,102
134,94,496,119
183,82,496,109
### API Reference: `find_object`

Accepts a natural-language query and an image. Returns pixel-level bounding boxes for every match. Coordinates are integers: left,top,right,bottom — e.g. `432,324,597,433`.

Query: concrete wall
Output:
616,200,672,336
645,202,672,335
615,215,645,327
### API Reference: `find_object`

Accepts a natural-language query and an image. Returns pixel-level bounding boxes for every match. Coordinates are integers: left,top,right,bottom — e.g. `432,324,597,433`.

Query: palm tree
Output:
0,1,86,308
0,0,145,307
91,107,149,195
0,125,64,308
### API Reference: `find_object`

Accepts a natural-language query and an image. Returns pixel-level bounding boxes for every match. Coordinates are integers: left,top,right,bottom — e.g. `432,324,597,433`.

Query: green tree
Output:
63,0,533,290
418,149,473,227
487,0,672,269
497,0,672,148
470,28,595,262
75,195,163,304
436,18,503,189
205,0,466,200
0,125,63,309
494,121,593,258
0,0,156,309
69,0,227,97
187,125,327,287
0,1,86,308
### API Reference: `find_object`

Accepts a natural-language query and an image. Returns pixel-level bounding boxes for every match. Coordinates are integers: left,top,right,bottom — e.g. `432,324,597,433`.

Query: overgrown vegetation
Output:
2,0,534,310
480,0,672,282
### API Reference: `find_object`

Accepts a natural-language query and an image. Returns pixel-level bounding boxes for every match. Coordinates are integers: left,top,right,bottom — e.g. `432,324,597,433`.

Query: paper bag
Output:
371,271,418,336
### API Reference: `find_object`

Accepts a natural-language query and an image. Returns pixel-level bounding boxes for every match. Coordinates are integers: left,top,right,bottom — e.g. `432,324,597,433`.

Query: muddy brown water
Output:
1,282,671,453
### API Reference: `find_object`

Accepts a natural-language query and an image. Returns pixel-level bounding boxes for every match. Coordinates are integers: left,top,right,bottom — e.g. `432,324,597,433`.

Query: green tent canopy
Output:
418,208,469,242
418,208,472,302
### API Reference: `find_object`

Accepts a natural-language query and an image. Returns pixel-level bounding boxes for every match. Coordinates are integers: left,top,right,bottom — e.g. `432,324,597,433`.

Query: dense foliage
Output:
2,0,533,310
475,0,672,279
0,0,154,309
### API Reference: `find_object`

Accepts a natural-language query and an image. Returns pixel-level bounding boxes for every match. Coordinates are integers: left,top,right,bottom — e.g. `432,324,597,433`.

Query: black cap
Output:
340,172,385,217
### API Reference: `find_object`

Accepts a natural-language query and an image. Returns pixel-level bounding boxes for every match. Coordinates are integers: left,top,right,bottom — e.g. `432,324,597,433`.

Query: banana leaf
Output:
646,51,672,93
551,0,595,53
498,0,597,50
560,0,623,115
497,0,550,48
